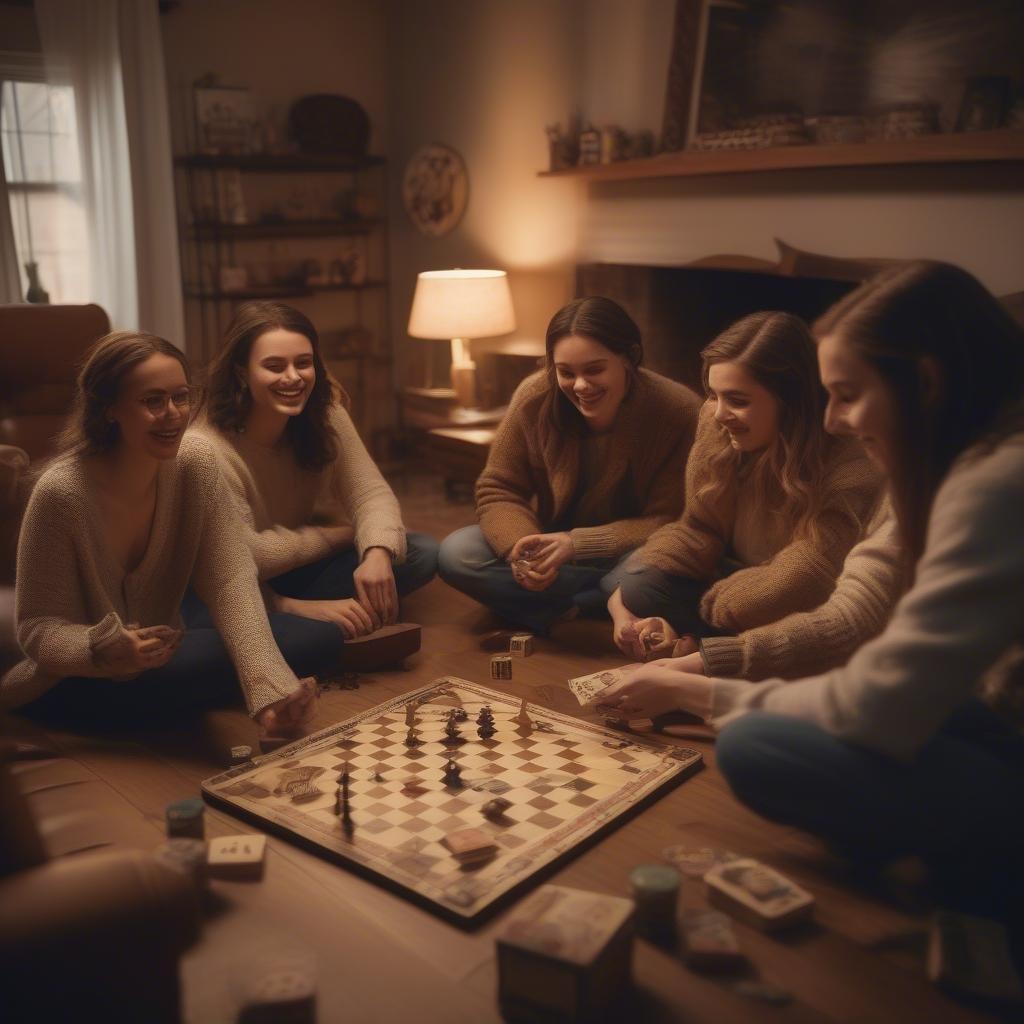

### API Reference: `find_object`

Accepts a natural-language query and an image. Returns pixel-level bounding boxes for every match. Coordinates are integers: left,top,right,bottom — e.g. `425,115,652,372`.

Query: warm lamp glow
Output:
407,269,516,408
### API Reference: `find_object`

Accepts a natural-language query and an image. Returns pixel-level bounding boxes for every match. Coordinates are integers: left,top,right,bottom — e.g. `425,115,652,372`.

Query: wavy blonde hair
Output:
695,311,830,543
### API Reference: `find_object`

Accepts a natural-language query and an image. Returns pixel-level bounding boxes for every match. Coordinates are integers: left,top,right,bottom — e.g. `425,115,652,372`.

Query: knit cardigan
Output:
699,497,902,679
634,402,882,632
0,433,301,716
711,433,1024,761
193,404,406,581
475,368,702,560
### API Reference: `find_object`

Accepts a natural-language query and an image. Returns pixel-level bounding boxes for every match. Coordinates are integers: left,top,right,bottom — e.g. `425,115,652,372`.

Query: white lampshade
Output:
407,269,516,340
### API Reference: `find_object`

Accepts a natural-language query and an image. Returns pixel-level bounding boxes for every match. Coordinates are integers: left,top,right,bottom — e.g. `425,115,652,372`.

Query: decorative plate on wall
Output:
402,143,469,237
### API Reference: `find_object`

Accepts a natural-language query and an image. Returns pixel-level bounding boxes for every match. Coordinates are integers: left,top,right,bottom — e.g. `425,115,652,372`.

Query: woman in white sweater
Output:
596,262,1024,926
195,302,436,658
1,331,317,737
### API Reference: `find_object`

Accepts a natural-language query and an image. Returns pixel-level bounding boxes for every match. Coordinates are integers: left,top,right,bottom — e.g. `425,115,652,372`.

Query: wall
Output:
385,0,582,390
575,1,1024,296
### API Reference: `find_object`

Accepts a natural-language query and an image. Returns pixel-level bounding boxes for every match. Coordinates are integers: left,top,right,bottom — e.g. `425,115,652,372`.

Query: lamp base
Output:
450,363,477,409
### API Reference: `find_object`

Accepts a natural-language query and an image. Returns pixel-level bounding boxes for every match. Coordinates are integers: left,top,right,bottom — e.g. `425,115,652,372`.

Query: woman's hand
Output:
256,676,319,739
94,624,182,679
621,616,679,661
276,595,378,637
607,587,641,655
353,546,398,625
508,533,573,592
588,660,714,720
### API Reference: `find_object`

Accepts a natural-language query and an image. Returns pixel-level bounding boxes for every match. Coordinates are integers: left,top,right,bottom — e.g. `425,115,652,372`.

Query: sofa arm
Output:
0,848,201,1022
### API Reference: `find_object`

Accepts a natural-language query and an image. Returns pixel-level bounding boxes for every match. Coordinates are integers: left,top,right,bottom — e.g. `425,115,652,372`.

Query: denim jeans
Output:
716,702,1024,921
437,525,632,634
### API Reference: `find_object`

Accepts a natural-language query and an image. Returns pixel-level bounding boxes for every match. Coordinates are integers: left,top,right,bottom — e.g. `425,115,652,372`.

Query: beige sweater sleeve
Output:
699,441,882,632
475,380,545,558
700,500,902,679
9,479,122,679
189,461,300,717
628,403,730,579
321,406,406,563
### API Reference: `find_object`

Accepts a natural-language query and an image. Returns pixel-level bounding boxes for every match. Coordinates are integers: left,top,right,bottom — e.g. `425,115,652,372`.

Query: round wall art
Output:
402,143,469,237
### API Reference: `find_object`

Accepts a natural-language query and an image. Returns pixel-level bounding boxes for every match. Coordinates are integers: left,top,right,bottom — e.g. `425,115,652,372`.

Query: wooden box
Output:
497,885,634,1022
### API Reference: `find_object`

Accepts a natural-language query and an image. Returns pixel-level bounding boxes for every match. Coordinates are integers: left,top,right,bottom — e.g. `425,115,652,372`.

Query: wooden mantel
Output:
537,129,1024,182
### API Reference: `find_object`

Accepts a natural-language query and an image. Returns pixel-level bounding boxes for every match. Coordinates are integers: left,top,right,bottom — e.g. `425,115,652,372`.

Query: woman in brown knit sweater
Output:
438,297,702,634
608,310,882,660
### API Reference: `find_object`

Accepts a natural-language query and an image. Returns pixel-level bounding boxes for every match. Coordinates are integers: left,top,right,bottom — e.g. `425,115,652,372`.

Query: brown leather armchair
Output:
0,746,200,1021
0,303,110,670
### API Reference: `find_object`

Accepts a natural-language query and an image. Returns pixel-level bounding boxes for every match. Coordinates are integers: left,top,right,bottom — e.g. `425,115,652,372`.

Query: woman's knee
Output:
271,614,343,676
716,713,805,801
401,532,440,591
437,526,493,586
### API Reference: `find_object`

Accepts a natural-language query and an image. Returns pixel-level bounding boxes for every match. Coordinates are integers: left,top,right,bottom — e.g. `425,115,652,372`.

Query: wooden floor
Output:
23,470,1005,1023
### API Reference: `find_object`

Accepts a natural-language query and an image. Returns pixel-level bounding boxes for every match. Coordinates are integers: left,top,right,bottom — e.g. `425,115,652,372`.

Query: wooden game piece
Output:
443,758,463,788
453,707,468,721
237,958,317,1024
340,768,352,828
442,827,497,865
481,796,512,821
152,838,207,892
497,884,634,1023
928,910,1024,1004
207,833,267,880
404,701,417,728
514,696,533,732
404,726,421,747
490,654,513,680
705,858,814,931
229,744,253,765
165,797,205,839
681,910,745,971
443,712,464,746
629,864,680,939
509,633,534,657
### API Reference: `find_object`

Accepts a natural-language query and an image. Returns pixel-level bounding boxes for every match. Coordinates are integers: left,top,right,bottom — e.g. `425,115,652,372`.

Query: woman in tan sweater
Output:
1,331,316,736
195,302,437,659
608,310,881,661
438,296,702,634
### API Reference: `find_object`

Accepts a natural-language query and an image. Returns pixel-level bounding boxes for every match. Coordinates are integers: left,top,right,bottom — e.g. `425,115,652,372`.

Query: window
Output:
1,79,88,302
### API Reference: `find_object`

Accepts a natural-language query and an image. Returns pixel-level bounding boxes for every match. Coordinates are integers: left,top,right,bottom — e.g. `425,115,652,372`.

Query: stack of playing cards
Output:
442,827,498,866
704,858,814,931
682,910,745,971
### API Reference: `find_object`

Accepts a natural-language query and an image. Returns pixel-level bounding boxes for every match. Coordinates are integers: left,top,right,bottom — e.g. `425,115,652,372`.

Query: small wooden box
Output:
497,885,634,1022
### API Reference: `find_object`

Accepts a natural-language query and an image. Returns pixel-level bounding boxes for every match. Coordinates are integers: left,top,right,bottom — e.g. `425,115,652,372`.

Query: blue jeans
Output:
24,612,343,726
437,525,631,634
716,703,1024,921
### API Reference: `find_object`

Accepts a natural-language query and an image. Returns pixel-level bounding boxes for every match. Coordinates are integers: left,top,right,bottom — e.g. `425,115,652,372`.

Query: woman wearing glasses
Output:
0,330,322,739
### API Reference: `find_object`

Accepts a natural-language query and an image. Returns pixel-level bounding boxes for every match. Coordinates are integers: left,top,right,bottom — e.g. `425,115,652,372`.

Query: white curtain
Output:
0,136,23,303
34,0,184,346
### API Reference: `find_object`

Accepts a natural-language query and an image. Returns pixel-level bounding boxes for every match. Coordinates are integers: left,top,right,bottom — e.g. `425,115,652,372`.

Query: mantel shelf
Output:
537,129,1024,182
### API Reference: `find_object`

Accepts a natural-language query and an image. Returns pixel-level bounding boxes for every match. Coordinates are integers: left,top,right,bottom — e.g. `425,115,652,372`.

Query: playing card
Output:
567,665,640,705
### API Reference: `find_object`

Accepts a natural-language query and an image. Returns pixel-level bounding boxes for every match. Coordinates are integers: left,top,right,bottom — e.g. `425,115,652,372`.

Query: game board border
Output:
201,677,704,929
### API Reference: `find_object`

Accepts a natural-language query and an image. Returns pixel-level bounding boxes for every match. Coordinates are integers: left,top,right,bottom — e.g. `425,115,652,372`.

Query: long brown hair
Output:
57,331,191,456
542,296,643,438
697,311,830,542
813,260,1024,573
203,301,343,471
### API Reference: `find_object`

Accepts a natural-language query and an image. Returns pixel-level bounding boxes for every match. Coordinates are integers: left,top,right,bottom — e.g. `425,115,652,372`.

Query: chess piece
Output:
515,696,533,732
405,702,417,728
477,705,496,739
453,707,468,722
443,711,464,746
443,758,463,788
404,726,421,747
481,796,512,821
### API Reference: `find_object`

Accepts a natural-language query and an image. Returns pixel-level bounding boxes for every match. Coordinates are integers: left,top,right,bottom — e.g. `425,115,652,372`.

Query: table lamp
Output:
407,269,516,409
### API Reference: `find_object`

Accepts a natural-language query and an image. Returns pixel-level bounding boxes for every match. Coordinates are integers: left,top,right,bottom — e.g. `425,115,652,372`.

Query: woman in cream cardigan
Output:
1,331,317,737
438,296,702,634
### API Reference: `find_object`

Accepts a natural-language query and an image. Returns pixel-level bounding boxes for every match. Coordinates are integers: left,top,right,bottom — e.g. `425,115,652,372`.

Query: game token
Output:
490,654,513,680
229,744,253,765
152,838,207,892
166,797,205,839
509,633,534,657
207,833,267,881
682,910,745,971
481,796,512,821
237,953,317,1024
629,864,680,939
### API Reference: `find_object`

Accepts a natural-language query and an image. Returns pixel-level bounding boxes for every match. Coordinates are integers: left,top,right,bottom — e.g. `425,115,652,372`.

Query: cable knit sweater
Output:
700,497,902,679
711,433,1024,760
634,402,882,632
0,433,301,716
475,368,702,561
193,404,406,580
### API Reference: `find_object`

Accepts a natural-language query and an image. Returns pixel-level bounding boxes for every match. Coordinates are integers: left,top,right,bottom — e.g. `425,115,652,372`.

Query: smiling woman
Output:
438,296,703,634
0,331,319,738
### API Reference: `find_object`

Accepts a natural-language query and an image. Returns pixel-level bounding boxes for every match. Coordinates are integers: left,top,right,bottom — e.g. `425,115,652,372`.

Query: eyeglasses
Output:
137,386,200,416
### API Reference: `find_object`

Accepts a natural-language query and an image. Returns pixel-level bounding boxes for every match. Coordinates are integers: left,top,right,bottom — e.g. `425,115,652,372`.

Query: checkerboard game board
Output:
201,678,702,925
